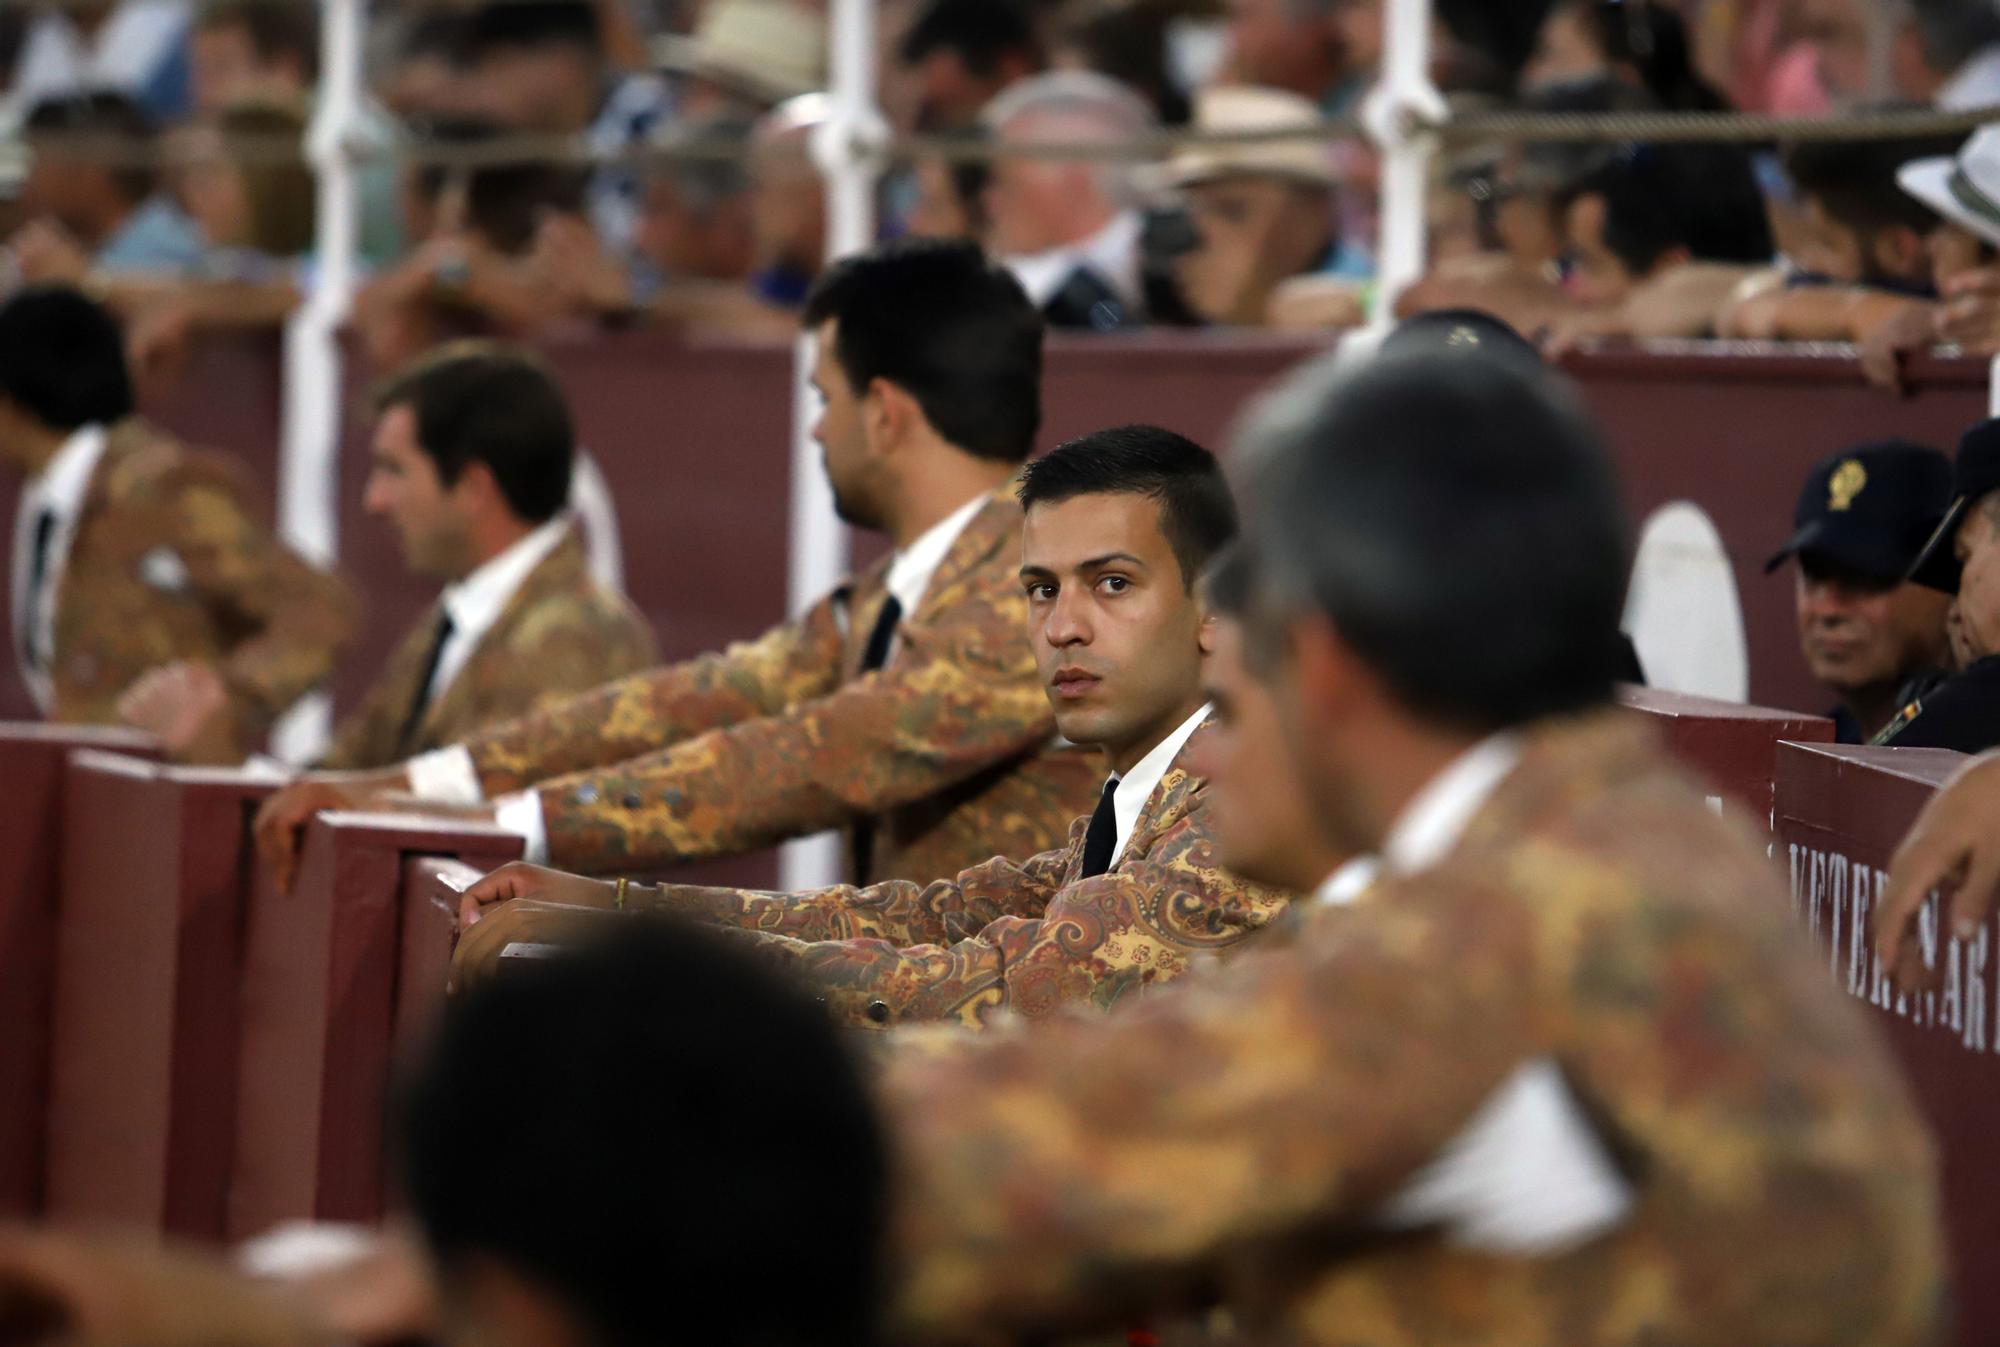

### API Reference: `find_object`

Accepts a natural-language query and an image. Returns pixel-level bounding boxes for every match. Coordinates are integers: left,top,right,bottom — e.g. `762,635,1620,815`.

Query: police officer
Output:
1764,441,1952,742
1883,417,2000,750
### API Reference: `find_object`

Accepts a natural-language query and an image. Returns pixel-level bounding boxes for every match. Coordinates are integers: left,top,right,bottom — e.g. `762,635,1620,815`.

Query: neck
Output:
454,514,538,581
884,446,1012,552
12,423,73,478
1841,682,1910,741
1341,718,1484,855
1101,690,1206,778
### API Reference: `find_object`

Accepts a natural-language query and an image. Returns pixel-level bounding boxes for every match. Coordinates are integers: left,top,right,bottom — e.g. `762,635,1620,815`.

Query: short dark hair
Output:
1019,424,1238,587
408,117,589,253
1913,0,2000,74
1784,134,1960,255
195,0,319,79
458,0,602,65
900,0,1039,75
399,919,887,1347
1238,352,1629,732
25,91,158,205
803,239,1043,463
1560,0,1729,111
0,286,135,431
1565,141,1773,275
372,342,573,523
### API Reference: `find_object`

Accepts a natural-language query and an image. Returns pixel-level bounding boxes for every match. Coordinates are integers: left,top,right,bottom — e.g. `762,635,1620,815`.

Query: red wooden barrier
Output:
1615,684,1833,827
1773,742,1989,1346
44,753,279,1237
228,812,522,1239
0,724,155,1219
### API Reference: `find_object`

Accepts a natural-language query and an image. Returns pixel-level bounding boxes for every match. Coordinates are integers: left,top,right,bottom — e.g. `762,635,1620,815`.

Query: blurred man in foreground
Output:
867,350,1942,1347
451,427,1293,1028
1765,441,1953,742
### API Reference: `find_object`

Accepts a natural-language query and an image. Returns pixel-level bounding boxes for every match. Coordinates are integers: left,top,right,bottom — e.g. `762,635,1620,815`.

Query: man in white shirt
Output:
450,426,1295,1030
862,345,1942,1345
256,240,1101,893
982,70,1155,330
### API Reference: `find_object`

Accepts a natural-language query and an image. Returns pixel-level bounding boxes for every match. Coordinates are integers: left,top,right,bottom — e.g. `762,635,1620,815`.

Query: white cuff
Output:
493,789,549,864
405,745,484,805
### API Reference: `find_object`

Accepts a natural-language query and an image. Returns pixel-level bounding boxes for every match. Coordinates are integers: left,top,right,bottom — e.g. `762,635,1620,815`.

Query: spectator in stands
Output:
187,0,313,115
402,920,888,1347
743,92,829,311
308,343,654,769
453,427,1294,1026
0,286,351,761
447,0,670,256
172,100,314,274
861,346,1943,1347
1050,0,1189,125
254,239,1098,893
634,114,758,284
654,0,826,118
1806,0,2000,110
1,0,191,127
1216,0,1378,115
982,70,1158,329
1520,0,1730,109
902,130,990,241
1164,85,1359,328
1765,442,1953,743
1875,418,2000,752
899,0,1042,131
10,92,206,280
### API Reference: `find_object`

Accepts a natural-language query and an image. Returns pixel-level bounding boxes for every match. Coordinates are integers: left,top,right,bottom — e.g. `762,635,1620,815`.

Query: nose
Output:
1799,577,1857,622
1043,588,1092,648
361,474,392,519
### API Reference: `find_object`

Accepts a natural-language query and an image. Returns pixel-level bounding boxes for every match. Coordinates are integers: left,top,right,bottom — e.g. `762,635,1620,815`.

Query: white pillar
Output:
1362,0,1443,326
779,0,886,890
270,0,366,764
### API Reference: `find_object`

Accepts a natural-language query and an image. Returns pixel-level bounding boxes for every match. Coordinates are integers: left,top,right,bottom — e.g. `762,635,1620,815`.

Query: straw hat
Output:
1160,85,1337,190
653,0,826,107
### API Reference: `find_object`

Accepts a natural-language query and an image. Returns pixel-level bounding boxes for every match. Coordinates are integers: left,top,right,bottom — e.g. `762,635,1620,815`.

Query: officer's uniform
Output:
1763,440,1952,745
1885,418,2000,752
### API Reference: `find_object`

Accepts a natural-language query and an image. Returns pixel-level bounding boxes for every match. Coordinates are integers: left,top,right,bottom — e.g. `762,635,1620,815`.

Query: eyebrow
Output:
1079,552,1147,571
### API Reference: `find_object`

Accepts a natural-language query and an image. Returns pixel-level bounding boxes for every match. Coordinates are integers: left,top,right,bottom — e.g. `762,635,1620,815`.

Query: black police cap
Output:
1766,439,1952,586
1906,417,2000,594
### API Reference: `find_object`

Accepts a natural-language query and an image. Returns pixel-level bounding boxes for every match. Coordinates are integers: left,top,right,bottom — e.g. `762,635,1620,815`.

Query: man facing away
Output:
255,238,1099,890
452,426,1293,1030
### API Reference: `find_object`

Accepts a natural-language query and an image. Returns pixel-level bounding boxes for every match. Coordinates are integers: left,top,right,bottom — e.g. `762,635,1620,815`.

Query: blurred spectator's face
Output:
1794,557,1948,698
905,156,979,240
462,46,599,130
20,151,119,240
1189,613,1339,892
1561,191,1641,305
385,51,462,119
189,22,305,114
1521,4,1606,91
1491,150,1562,269
637,175,754,279
1927,221,1991,288
1223,0,1338,98
750,138,825,273
172,128,250,247
1176,175,1333,324
1329,0,1383,77
809,320,883,529
364,404,475,580
1793,194,1927,289
911,49,1014,130
1953,499,2000,663
984,118,1117,256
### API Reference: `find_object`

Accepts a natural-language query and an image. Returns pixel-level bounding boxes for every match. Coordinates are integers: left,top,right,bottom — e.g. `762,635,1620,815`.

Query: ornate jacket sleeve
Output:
463,592,846,794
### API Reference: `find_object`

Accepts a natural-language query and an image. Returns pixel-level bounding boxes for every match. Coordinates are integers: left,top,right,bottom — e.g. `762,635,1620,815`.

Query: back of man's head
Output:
804,238,1044,463
1238,352,1629,733
1567,141,1773,275
25,91,159,206
900,0,1038,74
372,342,573,523
1018,423,1238,586
400,919,888,1347
0,286,135,432
458,0,602,65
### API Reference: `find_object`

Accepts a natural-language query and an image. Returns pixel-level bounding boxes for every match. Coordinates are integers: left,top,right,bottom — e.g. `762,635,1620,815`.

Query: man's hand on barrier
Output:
1937,267,2000,350
117,661,230,759
456,861,619,931
254,780,362,893
448,896,618,996
1875,750,2000,992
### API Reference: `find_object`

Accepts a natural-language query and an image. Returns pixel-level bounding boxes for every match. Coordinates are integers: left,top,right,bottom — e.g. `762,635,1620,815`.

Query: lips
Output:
1050,666,1101,700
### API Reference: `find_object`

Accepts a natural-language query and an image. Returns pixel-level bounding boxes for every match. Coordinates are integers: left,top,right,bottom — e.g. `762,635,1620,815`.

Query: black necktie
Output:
1078,777,1120,879
849,594,903,883
21,507,55,671
397,608,456,754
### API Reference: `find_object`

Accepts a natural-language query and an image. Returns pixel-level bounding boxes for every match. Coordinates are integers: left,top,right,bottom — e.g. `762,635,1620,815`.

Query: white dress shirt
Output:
1102,704,1209,869
452,494,994,864
1318,733,1636,1255
3,0,189,127
12,424,108,713
1003,211,1145,313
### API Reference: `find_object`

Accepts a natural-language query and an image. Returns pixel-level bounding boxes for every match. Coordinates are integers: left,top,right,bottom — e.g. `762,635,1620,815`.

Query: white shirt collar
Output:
884,492,987,619
429,516,571,702
13,423,108,711
1381,732,1523,876
1106,703,1210,868
35,422,108,516
1003,210,1145,310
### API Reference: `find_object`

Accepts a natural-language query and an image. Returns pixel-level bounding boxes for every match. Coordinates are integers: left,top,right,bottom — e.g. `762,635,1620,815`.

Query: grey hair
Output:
651,115,755,215
981,69,1157,206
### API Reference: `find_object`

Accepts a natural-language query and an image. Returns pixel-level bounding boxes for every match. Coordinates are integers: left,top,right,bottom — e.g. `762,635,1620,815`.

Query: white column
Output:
1362,0,1443,325
779,0,886,890
270,0,366,764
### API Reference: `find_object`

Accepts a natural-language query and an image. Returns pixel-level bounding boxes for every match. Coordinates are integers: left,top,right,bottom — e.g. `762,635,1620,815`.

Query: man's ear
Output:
448,1257,592,1347
450,459,508,517
865,377,918,455
1196,606,1219,656
1874,225,1926,285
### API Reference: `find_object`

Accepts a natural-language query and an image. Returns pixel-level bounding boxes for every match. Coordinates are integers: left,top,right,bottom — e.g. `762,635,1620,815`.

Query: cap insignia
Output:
1829,459,1867,512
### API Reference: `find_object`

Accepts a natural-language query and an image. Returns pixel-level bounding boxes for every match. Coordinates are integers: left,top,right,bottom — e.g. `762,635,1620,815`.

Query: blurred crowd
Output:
0,0,1998,370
